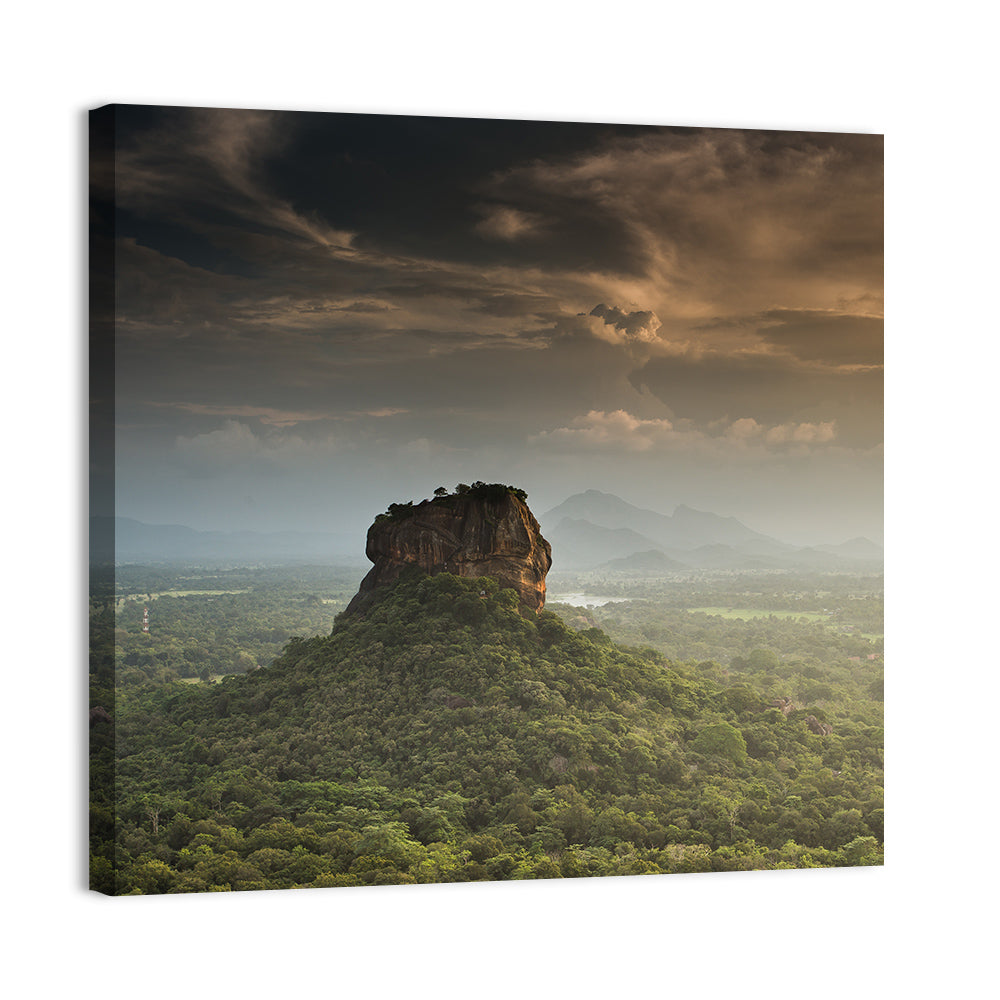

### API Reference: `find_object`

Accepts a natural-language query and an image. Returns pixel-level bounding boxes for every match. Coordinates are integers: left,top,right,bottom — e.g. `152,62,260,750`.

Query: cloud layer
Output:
103,108,882,541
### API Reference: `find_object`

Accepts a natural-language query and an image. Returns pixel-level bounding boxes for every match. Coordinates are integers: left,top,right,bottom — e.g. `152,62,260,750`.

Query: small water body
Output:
547,592,628,607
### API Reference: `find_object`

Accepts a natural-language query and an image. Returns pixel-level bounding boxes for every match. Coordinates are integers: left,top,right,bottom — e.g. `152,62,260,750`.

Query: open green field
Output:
154,588,252,597
686,607,833,622
117,589,251,607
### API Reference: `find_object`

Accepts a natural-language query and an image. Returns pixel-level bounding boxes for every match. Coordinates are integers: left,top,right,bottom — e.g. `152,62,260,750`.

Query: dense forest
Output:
90,565,883,894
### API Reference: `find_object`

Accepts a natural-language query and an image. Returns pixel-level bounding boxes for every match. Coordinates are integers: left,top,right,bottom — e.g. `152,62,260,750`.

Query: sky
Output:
95,106,883,547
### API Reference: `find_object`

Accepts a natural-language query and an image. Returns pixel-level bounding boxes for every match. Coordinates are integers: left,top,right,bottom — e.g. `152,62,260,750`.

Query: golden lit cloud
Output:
532,409,839,456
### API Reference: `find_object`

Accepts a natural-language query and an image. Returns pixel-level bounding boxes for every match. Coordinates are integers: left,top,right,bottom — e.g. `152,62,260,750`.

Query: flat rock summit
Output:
345,483,552,615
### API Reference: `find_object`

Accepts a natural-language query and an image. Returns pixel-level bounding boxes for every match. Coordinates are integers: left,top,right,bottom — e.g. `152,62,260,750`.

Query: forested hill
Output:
95,569,883,893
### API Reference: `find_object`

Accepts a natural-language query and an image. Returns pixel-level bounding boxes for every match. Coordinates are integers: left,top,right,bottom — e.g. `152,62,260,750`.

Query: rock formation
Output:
89,705,111,727
345,484,552,615
805,714,834,736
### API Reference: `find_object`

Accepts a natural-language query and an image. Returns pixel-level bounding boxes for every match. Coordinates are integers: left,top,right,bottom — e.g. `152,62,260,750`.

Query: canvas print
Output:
89,106,883,894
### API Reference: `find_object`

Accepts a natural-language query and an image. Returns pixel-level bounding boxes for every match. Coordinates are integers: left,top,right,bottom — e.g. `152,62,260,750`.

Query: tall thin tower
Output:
142,606,149,633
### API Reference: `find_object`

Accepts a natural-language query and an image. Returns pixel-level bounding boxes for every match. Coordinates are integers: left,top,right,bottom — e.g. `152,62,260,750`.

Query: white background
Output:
3,2,995,996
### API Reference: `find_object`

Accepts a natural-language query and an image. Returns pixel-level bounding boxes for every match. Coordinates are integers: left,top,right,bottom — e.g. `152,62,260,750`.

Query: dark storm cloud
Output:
257,111,666,274
114,107,356,260
110,108,617,374
112,110,882,368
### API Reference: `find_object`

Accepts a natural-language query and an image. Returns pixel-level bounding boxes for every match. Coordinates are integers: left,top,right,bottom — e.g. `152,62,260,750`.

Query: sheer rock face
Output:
345,492,552,615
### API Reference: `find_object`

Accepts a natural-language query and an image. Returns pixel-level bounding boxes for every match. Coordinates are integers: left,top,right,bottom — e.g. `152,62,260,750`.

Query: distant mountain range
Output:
539,490,882,572
93,491,882,572
90,517,363,565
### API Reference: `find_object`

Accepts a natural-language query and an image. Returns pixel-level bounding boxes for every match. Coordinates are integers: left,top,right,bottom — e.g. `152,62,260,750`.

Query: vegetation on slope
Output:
92,569,882,894
375,482,529,524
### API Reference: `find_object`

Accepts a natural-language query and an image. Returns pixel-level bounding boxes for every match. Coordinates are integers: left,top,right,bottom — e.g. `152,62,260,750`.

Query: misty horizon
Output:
111,486,881,550
107,484,883,551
